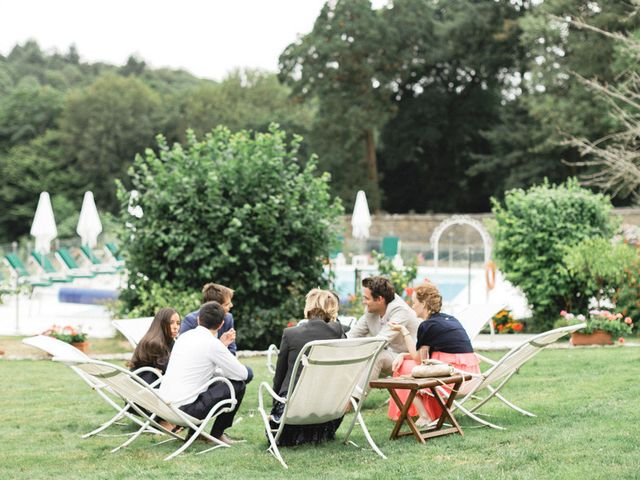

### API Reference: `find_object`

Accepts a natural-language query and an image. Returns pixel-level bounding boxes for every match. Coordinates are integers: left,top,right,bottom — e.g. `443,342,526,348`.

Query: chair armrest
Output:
475,353,497,366
258,381,286,412
131,366,163,387
169,376,235,406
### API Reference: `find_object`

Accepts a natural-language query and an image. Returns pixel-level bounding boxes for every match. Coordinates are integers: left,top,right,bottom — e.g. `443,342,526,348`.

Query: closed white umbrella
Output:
77,191,103,247
30,192,58,254
351,190,371,240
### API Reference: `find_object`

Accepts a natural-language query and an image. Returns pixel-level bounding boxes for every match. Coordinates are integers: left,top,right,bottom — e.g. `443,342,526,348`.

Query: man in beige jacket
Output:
347,276,419,395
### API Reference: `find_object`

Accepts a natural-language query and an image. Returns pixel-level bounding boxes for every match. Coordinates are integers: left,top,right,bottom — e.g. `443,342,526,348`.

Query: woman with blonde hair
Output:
389,282,480,423
269,288,346,446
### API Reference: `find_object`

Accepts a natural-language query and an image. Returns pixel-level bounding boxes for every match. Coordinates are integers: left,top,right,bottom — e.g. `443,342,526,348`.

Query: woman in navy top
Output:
389,282,480,422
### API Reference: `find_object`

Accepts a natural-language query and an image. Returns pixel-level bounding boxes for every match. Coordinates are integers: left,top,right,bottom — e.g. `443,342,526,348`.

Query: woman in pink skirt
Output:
388,283,481,423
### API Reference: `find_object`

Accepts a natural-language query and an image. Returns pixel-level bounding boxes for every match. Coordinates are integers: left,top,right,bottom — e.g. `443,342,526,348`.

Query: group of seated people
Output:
128,276,478,446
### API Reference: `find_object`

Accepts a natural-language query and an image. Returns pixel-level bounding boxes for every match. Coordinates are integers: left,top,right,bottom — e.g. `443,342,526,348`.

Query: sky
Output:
0,0,328,80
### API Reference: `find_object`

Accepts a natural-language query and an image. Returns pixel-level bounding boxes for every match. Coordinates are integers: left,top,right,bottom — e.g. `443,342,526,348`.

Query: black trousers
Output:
180,379,246,438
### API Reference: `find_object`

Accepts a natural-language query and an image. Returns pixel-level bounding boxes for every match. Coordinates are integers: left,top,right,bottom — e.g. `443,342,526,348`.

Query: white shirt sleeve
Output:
209,339,249,381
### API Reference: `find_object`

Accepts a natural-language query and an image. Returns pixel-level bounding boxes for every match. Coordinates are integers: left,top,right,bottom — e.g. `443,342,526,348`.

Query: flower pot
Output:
571,330,613,346
71,341,89,353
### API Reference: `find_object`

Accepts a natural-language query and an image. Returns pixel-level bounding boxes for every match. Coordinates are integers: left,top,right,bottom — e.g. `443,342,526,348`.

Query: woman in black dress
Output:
270,288,346,446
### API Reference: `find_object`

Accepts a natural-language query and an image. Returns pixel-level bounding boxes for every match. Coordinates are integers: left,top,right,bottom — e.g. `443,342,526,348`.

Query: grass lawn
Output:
2,347,639,479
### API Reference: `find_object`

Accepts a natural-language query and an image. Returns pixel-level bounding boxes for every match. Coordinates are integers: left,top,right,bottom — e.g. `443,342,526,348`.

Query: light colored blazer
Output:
347,294,419,355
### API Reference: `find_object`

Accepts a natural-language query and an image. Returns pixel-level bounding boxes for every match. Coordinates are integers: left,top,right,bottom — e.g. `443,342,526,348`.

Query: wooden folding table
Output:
369,374,472,443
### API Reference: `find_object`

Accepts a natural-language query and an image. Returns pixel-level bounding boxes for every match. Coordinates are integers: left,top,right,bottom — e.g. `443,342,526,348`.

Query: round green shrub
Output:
491,178,617,330
117,124,343,348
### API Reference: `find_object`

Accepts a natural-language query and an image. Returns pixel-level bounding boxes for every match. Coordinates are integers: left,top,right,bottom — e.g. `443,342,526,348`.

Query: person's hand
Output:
220,329,236,347
388,322,409,336
392,353,406,373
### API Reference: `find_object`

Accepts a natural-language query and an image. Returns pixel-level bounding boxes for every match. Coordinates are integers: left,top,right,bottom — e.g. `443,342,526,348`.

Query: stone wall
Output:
339,207,640,261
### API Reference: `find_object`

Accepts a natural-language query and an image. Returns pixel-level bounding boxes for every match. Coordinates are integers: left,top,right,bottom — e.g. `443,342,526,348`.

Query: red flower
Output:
287,321,297,328
618,337,625,344
512,323,524,332
405,287,414,298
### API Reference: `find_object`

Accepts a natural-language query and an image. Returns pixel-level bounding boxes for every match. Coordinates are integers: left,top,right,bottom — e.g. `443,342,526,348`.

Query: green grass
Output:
2,348,639,479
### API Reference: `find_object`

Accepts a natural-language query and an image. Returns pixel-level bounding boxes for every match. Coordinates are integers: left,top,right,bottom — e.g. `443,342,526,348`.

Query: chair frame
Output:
434,323,586,429
112,317,154,349
22,335,161,439
258,337,388,469
55,356,237,461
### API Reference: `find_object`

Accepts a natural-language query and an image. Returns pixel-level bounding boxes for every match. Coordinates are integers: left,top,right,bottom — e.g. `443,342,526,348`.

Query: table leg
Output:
430,380,464,436
388,388,425,443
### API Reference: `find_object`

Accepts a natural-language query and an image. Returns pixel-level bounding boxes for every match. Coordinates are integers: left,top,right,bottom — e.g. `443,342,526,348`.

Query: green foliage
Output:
613,252,640,333
372,251,417,299
118,281,201,319
563,238,637,307
118,125,343,349
60,73,163,212
491,178,617,330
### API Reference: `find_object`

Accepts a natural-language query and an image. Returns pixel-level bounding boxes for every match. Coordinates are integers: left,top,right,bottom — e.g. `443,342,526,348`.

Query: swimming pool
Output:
326,266,480,303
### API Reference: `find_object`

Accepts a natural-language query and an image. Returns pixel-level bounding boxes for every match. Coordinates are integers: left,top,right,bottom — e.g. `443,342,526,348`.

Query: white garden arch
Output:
430,215,492,269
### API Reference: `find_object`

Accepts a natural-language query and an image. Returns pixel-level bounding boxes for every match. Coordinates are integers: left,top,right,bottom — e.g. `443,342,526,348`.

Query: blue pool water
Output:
327,266,476,303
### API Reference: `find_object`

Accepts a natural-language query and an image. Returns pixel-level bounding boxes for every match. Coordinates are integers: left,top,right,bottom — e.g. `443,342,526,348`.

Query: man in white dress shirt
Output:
347,276,419,394
159,301,253,444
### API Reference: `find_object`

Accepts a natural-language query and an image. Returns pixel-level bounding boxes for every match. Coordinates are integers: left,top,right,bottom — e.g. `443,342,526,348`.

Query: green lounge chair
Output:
55,248,96,278
381,236,400,258
103,242,125,268
30,252,74,283
3,253,52,287
78,246,117,274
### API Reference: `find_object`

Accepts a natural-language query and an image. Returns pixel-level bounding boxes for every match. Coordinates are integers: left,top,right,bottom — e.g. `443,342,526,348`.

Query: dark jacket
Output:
180,310,237,355
272,318,345,397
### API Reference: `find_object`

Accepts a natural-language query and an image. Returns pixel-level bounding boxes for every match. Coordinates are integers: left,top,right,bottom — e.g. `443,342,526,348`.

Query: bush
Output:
491,178,617,330
563,238,637,308
117,125,343,349
613,251,640,334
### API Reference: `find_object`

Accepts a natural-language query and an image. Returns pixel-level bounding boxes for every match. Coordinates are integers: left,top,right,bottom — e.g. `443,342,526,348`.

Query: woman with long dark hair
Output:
129,307,180,385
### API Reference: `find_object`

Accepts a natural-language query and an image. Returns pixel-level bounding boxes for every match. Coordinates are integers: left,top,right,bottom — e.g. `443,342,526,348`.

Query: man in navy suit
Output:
179,283,237,355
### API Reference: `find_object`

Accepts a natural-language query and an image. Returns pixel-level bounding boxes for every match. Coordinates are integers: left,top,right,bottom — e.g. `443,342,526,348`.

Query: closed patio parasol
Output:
77,191,103,248
30,192,58,254
351,190,371,240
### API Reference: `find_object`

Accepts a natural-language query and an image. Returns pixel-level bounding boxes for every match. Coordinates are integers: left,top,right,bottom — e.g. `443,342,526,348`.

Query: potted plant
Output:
43,325,89,352
555,310,633,345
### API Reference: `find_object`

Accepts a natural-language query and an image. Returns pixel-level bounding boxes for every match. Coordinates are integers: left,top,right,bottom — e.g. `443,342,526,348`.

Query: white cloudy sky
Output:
0,0,329,80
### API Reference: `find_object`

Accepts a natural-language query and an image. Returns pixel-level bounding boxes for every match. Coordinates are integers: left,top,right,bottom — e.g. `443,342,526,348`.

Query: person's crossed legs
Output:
180,379,247,443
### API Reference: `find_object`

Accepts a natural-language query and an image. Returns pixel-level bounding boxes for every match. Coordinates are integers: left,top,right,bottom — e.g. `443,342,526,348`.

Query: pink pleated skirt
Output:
387,351,481,421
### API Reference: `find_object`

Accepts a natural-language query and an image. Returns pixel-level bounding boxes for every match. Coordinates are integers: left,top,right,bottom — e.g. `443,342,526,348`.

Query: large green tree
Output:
379,0,524,212
279,0,430,207
59,73,163,211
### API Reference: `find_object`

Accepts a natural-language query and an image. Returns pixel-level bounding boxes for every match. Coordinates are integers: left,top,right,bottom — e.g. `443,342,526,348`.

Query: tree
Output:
0,84,63,150
173,69,314,144
59,73,162,211
0,131,79,242
515,0,639,204
117,125,343,348
379,0,525,212
279,0,423,207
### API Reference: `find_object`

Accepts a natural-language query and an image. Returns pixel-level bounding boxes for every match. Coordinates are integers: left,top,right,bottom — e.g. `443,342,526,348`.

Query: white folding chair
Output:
454,303,507,340
266,343,279,375
258,337,387,469
112,317,153,348
55,357,237,461
22,335,161,438
440,323,586,429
